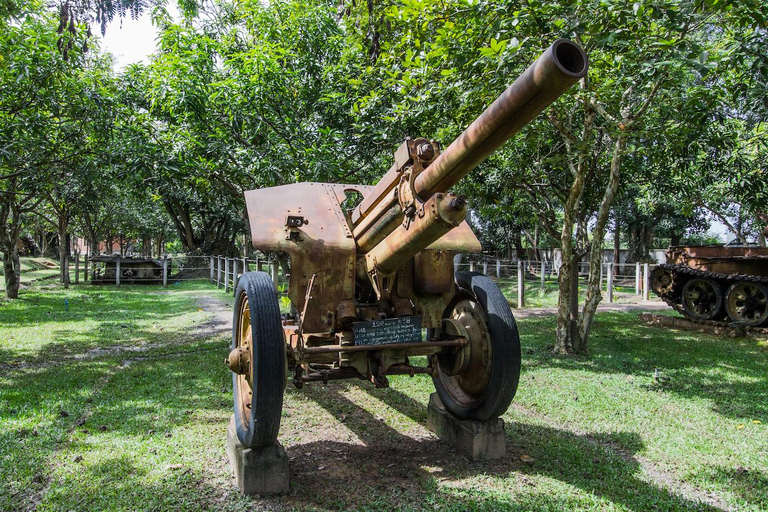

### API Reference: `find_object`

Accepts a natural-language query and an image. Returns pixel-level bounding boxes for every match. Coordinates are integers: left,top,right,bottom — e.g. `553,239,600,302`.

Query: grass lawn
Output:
1,279,766,511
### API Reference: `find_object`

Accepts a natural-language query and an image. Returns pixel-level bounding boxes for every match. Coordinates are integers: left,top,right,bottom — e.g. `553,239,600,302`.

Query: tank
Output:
651,244,768,326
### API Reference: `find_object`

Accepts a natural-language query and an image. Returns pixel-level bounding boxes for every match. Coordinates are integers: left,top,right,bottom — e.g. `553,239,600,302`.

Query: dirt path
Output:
192,294,233,338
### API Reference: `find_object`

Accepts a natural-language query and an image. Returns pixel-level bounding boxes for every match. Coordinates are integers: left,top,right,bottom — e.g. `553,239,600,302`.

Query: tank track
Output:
653,263,768,332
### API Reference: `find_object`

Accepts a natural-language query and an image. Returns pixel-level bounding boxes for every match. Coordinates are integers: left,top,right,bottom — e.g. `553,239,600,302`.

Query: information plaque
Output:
353,316,422,346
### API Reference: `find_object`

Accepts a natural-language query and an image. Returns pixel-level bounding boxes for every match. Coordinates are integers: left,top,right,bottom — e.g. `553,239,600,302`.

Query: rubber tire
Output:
724,281,768,326
432,271,521,421
681,277,724,321
232,271,286,448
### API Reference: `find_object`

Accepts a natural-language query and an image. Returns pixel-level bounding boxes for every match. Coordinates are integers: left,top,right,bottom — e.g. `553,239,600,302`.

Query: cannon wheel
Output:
682,277,723,321
724,281,768,326
432,271,521,421
232,271,286,448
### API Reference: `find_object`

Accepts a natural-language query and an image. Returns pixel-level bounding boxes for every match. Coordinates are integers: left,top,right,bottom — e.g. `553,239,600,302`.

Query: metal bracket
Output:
285,215,308,241
298,273,316,338
367,257,397,301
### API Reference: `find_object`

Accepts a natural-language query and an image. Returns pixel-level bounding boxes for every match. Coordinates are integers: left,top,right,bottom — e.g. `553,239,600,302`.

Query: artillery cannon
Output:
227,39,588,448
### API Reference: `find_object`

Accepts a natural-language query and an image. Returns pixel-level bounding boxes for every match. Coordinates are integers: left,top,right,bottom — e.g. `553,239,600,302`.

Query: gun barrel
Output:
352,39,587,252
414,39,587,197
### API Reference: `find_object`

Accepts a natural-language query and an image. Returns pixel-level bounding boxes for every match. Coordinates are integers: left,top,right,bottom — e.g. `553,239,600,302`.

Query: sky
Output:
100,9,167,69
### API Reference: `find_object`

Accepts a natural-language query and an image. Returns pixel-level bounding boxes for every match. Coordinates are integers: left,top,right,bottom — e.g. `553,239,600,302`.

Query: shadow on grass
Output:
291,383,718,511
519,312,768,423
0,287,192,327
694,465,768,509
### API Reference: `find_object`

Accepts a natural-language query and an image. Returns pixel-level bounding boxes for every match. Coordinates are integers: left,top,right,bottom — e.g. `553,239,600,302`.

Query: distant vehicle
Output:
90,255,164,284
651,245,768,326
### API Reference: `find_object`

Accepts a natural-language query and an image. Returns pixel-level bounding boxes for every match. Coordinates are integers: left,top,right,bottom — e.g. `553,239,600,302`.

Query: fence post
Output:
483,260,488,275
257,258,263,272
469,261,476,272
643,263,650,301
162,257,168,287
84,256,89,283
224,258,231,293
540,261,546,290
270,260,279,291
242,257,248,274
74,253,80,285
517,261,525,308
496,259,501,280
210,257,214,283
233,259,240,296
116,259,121,286
217,256,222,289
607,262,614,303
635,262,641,295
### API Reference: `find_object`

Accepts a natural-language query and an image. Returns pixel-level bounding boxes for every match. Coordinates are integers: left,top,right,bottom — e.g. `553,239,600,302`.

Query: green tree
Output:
0,5,73,296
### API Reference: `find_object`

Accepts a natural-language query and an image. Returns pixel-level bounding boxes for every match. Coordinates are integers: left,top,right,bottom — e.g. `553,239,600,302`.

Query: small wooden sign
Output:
353,316,422,346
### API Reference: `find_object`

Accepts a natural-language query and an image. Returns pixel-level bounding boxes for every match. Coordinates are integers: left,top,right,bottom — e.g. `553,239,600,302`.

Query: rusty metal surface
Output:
238,39,587,396
414,250,455,294
365,192,467,275
352,138,441,251
667,245,768,277
302,338,465,355
245,182,371,333
351,139,415,226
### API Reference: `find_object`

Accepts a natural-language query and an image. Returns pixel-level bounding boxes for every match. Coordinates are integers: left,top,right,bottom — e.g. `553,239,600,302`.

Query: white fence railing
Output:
455,258,657,307
212,255,657,308
210,255,288,297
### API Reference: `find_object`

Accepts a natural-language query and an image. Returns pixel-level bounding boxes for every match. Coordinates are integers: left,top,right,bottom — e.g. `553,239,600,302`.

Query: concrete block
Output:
427,393,506,461
226,416,289,495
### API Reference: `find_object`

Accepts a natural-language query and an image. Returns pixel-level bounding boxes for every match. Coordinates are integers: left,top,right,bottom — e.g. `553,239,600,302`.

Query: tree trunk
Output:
57,215,70,288
555,250,582,354
513,236,525,260
3,247,21,299
578,130,627,347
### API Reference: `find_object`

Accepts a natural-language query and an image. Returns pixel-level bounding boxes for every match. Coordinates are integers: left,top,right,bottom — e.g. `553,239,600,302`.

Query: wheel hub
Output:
682,277,722,320
227,346,251,376
651,267,676,296
439,298,492,400
725,281,768,326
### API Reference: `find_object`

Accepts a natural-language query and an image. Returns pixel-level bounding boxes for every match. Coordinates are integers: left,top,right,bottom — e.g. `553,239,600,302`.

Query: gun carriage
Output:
227,39,588,448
